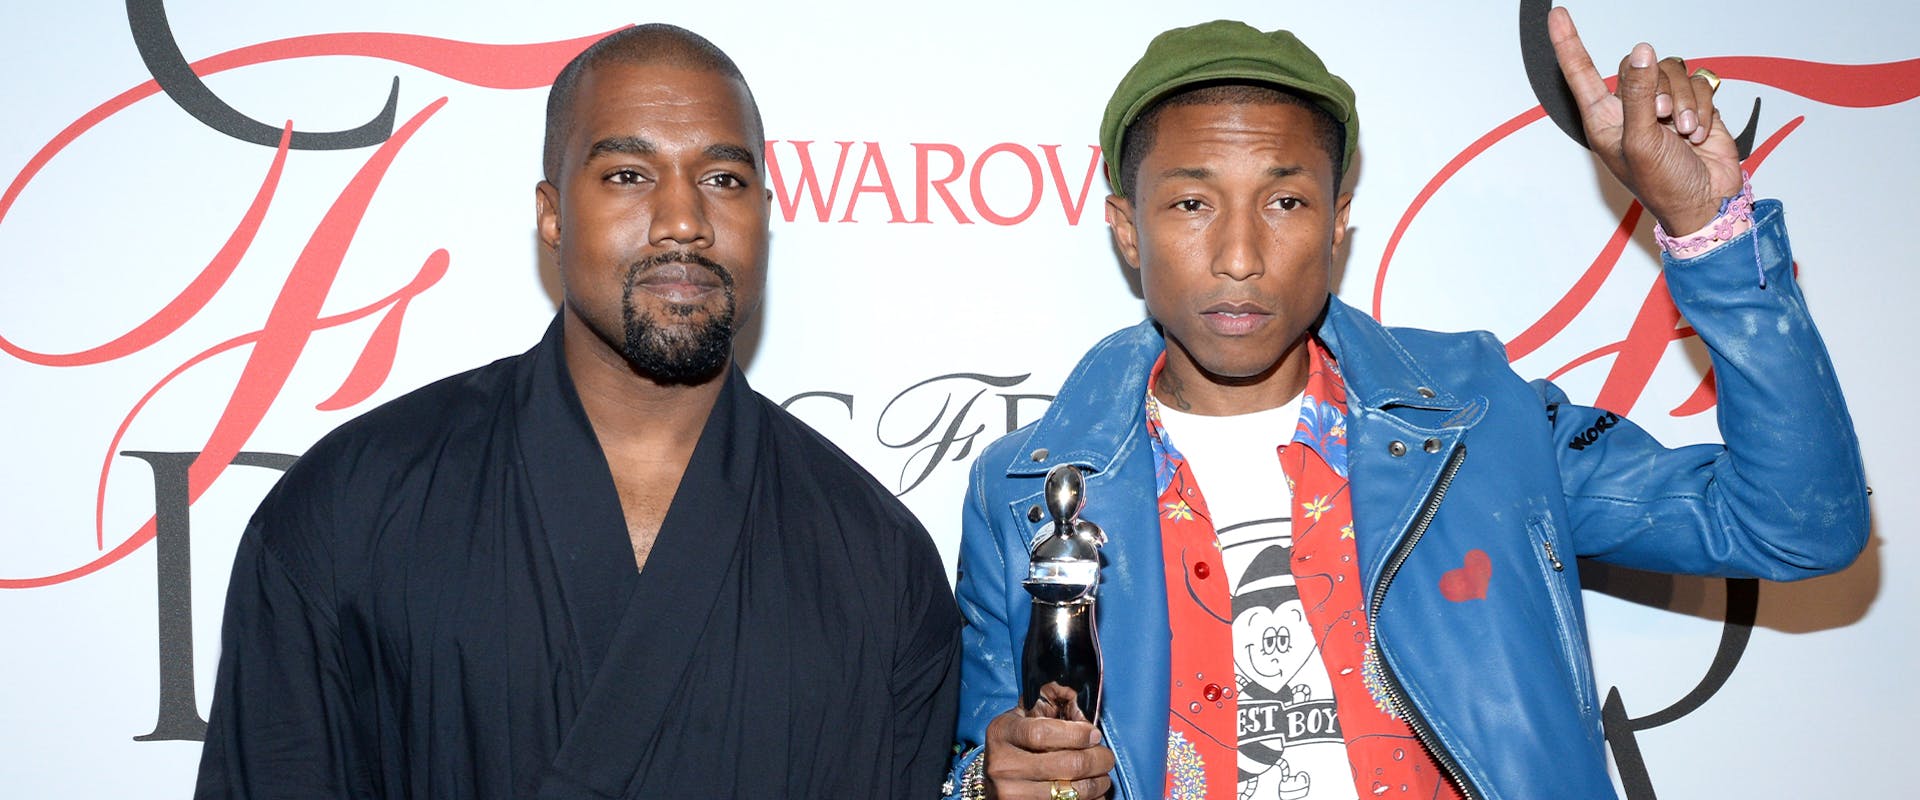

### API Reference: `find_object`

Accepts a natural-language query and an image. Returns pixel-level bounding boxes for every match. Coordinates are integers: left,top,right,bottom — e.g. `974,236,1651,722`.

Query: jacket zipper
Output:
1365,443,1485,800
1541,536,1564,571
1526,518,1593,714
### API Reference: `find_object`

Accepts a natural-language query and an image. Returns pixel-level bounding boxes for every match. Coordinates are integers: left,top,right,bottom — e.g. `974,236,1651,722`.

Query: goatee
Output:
619,252,737,384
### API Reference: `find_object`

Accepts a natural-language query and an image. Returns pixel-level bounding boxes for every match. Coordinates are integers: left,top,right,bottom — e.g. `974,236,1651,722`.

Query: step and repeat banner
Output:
2,1,1913,796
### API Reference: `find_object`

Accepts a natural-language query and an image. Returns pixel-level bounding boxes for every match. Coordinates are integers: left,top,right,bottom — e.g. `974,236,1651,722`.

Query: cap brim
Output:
1116,58,1355,137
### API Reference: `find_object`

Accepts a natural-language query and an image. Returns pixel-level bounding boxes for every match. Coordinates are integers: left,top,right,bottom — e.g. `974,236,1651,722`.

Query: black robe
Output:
195,317,961,798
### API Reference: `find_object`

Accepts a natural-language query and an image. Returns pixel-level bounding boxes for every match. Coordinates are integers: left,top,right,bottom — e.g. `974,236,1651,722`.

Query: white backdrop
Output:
1,1,1913,796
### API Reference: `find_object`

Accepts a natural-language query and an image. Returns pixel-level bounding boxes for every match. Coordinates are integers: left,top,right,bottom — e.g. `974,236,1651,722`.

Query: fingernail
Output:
1679,108,1698,133
1089,729,1103,745
1656,93,1673,116
1630,43,1654,68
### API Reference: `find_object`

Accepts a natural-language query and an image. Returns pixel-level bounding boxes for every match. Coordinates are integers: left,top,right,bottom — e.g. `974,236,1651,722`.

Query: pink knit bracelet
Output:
1653,173,1754,256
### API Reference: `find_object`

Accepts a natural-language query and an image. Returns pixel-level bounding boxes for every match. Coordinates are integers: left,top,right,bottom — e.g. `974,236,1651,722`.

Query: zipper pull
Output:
1542,538,1565,572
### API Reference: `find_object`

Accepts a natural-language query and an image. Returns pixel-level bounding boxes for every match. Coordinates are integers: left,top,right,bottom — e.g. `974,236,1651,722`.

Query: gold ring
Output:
1691,67,1721,94
1049,781,1080,800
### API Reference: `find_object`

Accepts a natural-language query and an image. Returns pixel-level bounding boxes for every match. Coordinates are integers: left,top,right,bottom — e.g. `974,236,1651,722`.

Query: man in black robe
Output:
195,24,961,799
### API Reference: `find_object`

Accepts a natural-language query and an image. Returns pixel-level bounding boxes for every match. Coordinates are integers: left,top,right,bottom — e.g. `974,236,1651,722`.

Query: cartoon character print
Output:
1232,545,1316,800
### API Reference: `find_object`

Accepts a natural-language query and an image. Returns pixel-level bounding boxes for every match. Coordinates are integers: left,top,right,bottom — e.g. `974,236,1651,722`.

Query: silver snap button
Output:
1028,505,1044,522
1030,448,1049,462
1416,386,1436,399
1424,438,1442,454
1389,441,1407,457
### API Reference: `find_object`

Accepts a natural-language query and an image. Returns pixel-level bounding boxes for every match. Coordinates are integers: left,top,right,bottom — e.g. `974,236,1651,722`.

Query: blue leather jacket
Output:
949,202,1866,800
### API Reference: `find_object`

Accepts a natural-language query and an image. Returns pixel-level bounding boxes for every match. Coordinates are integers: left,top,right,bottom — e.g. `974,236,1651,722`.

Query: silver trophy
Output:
1021,464,1107,722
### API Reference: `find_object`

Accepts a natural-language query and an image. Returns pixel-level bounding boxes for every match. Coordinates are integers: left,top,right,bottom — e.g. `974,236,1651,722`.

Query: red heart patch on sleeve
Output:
1438,549,1492,602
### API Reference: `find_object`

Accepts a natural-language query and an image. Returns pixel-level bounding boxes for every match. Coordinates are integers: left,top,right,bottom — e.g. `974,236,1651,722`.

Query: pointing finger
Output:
1547,7,1612,111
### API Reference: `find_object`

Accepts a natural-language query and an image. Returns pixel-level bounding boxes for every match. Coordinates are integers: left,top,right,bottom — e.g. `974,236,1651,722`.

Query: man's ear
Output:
536,180,561,253
1106,194,1141,270
1331,191,1353,251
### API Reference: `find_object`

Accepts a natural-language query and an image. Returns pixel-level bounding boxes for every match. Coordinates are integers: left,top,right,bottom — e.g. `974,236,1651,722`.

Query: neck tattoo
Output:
1157,367,1195,412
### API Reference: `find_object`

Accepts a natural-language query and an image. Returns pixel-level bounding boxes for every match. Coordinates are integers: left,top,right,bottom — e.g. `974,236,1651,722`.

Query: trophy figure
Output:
1021,464,1107,722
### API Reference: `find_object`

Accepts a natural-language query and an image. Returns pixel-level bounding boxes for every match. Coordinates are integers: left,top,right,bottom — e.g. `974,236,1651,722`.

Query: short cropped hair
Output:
542,24,765,183
1117,82,1346,198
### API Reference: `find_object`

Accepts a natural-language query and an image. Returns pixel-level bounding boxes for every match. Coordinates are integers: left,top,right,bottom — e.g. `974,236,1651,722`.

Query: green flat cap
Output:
1101,20,1357,196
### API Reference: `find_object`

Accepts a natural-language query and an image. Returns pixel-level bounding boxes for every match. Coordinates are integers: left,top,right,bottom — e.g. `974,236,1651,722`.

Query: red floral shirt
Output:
1148,342,1460,800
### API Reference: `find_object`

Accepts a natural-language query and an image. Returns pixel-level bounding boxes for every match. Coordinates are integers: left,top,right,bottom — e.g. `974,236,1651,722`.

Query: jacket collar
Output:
1315,296,1469,414
1008,296,1478,478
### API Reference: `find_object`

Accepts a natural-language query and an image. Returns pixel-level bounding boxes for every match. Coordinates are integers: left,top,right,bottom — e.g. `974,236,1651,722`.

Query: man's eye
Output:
1174,198,1205,212
1274,197,1305,211
607,168,645,185
706,173,747,189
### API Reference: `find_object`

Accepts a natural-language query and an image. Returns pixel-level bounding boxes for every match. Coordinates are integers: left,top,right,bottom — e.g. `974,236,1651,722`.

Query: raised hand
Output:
1548,6,1744,233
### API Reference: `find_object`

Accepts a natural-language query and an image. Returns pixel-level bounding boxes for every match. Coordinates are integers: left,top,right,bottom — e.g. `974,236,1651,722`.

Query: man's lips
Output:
1200,301,1272,336
633,262,723,304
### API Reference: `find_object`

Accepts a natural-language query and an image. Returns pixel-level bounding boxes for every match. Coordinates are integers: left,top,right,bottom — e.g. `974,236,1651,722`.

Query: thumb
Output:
1616,42,1665,149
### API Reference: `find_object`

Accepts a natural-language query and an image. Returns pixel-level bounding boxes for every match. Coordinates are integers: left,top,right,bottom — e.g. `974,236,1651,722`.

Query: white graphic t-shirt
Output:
1155,399,1356,800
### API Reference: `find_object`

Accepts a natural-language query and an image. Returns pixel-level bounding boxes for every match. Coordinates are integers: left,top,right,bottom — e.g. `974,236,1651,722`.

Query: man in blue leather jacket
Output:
948,11,1868,800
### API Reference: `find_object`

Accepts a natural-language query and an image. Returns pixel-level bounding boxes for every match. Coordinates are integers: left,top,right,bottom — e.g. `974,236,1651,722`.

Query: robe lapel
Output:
517,317,640,692
536,364,762,799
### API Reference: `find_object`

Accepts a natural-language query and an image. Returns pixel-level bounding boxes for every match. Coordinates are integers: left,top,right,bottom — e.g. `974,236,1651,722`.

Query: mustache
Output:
623,250,735,290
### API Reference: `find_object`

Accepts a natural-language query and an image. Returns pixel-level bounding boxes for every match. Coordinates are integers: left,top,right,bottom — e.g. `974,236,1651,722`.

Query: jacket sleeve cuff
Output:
1661,198,1790,291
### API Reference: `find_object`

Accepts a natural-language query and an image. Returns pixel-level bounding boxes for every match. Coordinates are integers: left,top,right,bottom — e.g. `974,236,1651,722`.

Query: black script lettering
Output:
877,373,1030,495
123,449,297,743
1567,411,1621,451
1601,579,1759,800
999,392,1054,434
1517,0,1760,158
780,390,855,419
779,391,855,444
128,0,397,150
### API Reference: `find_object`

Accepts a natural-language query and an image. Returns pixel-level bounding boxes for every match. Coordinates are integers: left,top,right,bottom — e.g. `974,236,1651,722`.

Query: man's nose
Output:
1213,203,1267,280
648,176,712,247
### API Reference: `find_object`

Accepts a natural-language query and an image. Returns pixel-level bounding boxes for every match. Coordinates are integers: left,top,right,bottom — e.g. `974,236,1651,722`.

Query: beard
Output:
618,251,737,384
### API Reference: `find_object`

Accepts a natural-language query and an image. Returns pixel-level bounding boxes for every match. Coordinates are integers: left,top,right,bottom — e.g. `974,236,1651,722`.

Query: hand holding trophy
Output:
971,465,1113,800
1021,464,1107,723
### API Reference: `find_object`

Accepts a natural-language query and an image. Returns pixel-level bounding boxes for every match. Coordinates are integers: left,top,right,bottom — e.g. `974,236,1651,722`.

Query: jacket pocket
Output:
1526,514,1596,714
